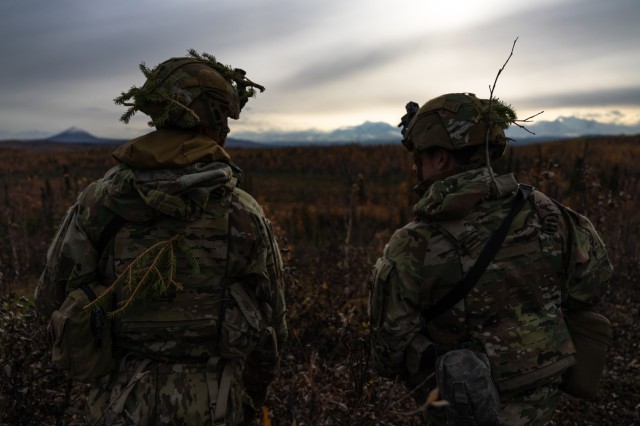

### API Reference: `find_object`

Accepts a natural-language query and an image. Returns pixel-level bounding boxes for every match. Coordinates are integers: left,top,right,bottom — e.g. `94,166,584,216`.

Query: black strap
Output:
423,184,534,322
80,284,108,348
96,215,127,255
79,285,98,302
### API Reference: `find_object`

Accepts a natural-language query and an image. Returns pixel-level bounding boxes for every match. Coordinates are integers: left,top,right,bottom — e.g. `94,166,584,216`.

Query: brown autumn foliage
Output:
0,135,639,425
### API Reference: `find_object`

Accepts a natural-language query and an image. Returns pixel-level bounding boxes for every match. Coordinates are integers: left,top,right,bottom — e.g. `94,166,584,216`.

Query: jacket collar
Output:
112,128,230,169
412,167,518,220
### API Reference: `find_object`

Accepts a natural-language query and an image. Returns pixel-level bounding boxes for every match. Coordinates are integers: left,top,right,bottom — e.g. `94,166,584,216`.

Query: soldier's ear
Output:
434,148,453,172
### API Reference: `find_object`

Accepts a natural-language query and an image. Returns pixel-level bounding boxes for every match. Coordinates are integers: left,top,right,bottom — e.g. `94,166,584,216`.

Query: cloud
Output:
280,40,419,91
0,0,340,88
1,0,639,138
517,87,640,109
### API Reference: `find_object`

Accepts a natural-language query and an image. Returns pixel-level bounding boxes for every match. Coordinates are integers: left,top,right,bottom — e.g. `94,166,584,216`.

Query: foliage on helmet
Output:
114,49,265,129
477,97,517,130
401,93,517,156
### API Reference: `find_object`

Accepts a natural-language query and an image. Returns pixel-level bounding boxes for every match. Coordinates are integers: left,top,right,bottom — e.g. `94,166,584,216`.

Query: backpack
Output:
50,282,115,383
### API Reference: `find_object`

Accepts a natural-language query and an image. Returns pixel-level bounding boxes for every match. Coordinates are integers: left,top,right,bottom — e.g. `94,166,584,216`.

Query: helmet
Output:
402,93,513,161
115,50,264,129
139,58,240,129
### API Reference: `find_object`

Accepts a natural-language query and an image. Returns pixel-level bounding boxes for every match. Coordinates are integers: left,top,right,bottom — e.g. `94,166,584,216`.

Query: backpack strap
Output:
99,357,152,424
206,356,235,426
96,214,127,255
423,184,534,322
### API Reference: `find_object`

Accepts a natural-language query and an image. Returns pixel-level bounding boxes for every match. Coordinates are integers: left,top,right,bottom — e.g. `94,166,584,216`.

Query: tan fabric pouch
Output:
50,283,115,383
561,310,612,399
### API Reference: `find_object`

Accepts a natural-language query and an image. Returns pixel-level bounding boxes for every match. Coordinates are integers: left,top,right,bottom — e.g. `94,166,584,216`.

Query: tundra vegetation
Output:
1,135,639,425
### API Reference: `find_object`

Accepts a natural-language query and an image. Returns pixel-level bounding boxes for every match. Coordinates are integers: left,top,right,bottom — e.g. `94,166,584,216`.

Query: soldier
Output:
35,50,287,425
369,93,612,425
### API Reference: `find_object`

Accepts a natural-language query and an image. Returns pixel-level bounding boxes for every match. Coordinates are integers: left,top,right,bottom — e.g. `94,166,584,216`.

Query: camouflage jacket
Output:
370,167,612,393
35,129,287,424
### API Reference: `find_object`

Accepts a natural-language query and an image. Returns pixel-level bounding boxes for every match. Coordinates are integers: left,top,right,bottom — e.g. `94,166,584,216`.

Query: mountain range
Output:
2,116,639,148
232,117,640,146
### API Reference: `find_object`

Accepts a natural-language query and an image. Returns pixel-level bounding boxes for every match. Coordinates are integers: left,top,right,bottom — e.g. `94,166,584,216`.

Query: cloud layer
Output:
1,0,638,139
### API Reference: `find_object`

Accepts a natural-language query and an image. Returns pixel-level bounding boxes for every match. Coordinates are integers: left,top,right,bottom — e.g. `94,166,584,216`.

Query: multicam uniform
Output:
35,129,287,425
370,167,612,425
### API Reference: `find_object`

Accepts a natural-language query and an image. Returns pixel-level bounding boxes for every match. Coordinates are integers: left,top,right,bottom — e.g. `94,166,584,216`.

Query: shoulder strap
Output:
423,184,534,322
96,214,127,255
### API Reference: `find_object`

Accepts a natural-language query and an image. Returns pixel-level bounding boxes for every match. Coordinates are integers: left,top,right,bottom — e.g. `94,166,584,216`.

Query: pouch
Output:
50,283,115,383
436,349,501,426
561,310,612,399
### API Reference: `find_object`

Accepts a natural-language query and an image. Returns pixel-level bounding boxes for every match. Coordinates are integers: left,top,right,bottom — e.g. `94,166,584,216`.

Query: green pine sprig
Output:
84,234,200,318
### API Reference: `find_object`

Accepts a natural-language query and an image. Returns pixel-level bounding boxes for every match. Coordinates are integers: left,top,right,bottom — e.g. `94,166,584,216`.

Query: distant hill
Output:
225,138,269,148
42,127,125,145
2,116,639,149
0,127,265,149
0,131,270,152
47,127,108,143
44,128,269,148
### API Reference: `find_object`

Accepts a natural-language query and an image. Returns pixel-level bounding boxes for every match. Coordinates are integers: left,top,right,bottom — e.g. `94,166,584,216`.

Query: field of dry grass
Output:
1,135,639,424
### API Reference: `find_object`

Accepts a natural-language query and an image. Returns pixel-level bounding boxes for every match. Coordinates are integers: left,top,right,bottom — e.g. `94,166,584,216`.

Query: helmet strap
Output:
197,124,228,147
413,150,424,182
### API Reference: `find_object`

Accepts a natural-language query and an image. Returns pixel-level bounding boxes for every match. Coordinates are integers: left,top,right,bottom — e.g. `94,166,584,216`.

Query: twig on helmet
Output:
489,37,518,99
485,37,519,186
164,96,200,125
519,110,545,122
512,111,545,135
187,49,265,105
512,122,536,135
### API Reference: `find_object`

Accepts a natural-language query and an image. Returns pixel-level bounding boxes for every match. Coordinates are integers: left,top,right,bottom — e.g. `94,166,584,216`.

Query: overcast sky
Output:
1,0,639,140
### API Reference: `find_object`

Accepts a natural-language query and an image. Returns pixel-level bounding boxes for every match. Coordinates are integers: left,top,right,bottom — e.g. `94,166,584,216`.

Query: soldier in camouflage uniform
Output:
35,51,287,425
369,93,612,425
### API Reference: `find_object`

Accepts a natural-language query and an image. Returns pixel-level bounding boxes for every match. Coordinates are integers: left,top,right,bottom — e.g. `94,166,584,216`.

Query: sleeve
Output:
240,213,287,408
559,205,613,310
369,228,425,378
34,201,101,318
34,180,116,318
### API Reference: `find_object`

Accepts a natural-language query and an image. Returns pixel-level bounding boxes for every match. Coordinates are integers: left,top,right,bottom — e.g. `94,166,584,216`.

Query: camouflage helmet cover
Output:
115,50,265,129
139,58,241,129
403,93,510,158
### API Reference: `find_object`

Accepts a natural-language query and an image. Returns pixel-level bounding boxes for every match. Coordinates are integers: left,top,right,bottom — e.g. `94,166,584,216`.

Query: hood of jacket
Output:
94,129,238,223
112,128,230,169
412,167,518,221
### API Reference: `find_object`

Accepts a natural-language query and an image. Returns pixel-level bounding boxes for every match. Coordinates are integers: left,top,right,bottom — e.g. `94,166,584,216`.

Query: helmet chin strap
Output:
413,150,424,182
197,123,229,147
